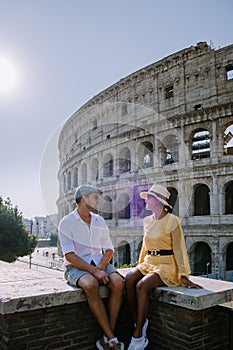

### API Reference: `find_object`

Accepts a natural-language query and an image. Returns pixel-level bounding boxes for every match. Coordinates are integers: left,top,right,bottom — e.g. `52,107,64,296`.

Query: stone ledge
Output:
1,261,233,314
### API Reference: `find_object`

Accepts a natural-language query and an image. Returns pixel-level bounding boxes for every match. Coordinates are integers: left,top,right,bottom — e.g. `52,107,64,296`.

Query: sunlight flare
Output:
0,55,18,95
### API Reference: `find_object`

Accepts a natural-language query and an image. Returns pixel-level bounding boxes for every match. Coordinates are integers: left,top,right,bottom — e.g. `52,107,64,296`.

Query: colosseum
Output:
57,41,233,280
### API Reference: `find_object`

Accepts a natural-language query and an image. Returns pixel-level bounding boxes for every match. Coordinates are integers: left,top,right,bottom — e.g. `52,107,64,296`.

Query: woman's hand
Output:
181,276,203,289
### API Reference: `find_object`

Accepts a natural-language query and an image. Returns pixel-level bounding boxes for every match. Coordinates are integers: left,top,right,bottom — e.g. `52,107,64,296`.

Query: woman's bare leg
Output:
133,273,164,338
125,268,144,322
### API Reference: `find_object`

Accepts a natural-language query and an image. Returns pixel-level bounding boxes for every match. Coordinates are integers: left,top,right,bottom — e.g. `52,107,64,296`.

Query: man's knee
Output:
78,275,99,294
109,273,125,292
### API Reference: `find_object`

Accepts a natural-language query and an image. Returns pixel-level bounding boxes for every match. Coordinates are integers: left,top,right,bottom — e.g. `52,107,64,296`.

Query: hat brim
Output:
140,191,172,209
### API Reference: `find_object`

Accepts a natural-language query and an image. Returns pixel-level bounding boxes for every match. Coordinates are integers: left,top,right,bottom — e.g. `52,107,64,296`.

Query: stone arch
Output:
224,181,233,214
67,171,71,191
91,158,99,181
63,173,66,193
226,242,233,271
118,192,131,219
119,147,131,173
118,240,131,265
163,134,179,165
103,153,113,177
73,167,78,187
100,195,113,220
193,183,210,215
191,128,210,160
223,122,233,155
190,241,212,276
167,186,179,216
141,141,154,168
80,163,87,184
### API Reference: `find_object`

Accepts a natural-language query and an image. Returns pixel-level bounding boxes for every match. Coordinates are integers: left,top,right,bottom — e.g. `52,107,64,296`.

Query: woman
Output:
125,184,202,350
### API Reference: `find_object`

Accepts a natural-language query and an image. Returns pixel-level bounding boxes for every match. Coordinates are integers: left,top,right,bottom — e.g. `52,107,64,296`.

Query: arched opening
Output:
118,192,130,219
103,153,113,177
164,135,179,164
100,195,113,220
141,141,154,168
226,243,233,281
91,158,99,181
167,187,179,216
119,147,131,173
73,167,78,187
223,123,233,155
191,129,210,160
226,243,233,271
118,241,131,265
191,242,212,276
193,184,210,215
63,174,66,193
80,163,87,184
225,181,233,214
67,171,71,190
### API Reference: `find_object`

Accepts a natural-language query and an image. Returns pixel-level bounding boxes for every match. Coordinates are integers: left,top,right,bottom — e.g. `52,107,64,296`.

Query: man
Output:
58,185,125,350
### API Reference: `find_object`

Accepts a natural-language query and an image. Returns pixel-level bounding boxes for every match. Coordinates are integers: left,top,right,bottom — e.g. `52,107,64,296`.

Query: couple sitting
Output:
58,184,202,350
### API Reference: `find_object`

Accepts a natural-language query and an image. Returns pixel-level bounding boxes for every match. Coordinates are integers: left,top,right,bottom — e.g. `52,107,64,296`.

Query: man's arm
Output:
96,249,114,271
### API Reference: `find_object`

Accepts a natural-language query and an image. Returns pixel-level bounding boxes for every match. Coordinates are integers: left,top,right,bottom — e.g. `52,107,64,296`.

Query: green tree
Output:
0,197,38,262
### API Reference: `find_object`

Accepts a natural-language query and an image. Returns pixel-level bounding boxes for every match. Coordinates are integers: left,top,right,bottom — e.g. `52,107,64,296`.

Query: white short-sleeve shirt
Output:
58,209,114,266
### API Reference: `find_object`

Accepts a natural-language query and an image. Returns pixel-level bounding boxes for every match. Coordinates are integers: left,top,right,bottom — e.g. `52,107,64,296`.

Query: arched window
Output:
91,158,99,181
225,181,233,214
191,129,210,160
141,141,154,168
80,163,87,184
92,119,97,130
67,171,71,190
193,184,210,215
191,242,211,276
118,241,130,265
226,243,233,271
164,135,179,164
73,167,78,187
223,124,233,155
167,187,179,216
119,147,131,173
100,195,113,220
63,174,66,193
118,193,130,219
103,153,113,177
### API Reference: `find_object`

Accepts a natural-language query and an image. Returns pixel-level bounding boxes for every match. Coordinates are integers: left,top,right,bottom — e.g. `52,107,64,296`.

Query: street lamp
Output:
29,219,33,269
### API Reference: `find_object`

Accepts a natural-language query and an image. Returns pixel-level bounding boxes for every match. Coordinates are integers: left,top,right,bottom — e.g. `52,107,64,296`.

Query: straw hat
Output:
140,184,172,209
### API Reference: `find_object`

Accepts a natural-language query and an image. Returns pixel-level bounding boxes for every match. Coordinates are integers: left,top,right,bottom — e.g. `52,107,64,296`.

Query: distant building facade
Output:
23,214,57,239
57,42,233,280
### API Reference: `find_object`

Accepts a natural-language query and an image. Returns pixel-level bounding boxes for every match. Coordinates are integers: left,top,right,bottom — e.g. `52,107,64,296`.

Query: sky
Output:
0,0,232,219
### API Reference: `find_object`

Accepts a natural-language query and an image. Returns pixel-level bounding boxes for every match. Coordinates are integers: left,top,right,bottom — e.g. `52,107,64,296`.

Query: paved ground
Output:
18,246,63,270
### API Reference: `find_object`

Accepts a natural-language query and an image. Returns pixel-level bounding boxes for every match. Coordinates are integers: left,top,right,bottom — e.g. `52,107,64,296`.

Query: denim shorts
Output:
64,262,117,287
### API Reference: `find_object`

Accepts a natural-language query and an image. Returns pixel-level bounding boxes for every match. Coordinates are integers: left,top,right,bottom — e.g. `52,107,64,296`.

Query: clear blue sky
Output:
0,0,232,219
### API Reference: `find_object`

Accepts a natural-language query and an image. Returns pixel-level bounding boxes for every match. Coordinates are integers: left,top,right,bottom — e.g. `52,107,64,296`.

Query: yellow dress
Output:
137,213,191,286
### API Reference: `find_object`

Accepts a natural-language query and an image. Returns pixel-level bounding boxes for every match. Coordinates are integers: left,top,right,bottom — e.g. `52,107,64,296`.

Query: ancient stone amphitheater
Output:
57,42,233,280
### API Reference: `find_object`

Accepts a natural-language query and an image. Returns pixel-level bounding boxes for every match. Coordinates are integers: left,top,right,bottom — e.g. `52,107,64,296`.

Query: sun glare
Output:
0,55,18,95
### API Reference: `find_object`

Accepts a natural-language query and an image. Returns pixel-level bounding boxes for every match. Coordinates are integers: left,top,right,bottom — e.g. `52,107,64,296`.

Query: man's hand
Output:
93,268,109,285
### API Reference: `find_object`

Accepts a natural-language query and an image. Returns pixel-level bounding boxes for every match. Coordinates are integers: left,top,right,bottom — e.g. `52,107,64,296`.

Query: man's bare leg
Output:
107,272,125,332
78,274,115,340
